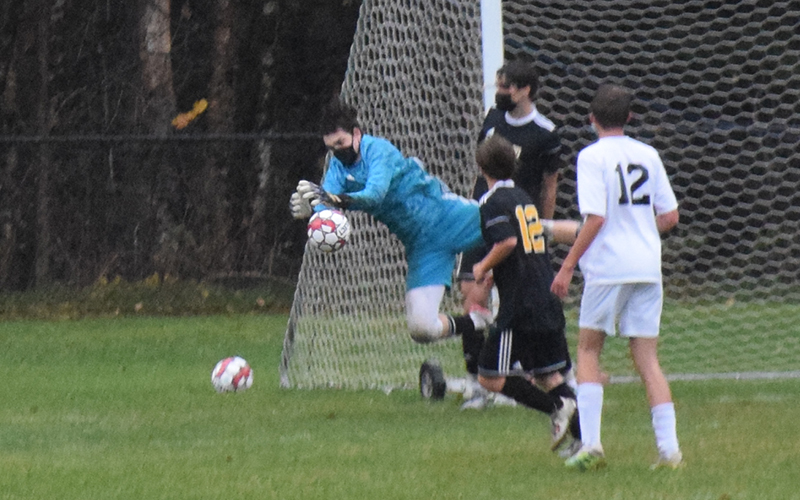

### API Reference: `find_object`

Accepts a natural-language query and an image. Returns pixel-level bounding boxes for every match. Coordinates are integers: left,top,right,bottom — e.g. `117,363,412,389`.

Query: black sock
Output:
461,331,483,376
500,376,558,415
450,314,474,336
449,314,484,375
548,382,576,401
568,409,581,440
548,382,581,439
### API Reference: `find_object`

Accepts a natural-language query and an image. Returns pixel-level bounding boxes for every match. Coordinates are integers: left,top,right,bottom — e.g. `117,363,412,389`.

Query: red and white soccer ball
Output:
307,209,350,253
211,356,253,393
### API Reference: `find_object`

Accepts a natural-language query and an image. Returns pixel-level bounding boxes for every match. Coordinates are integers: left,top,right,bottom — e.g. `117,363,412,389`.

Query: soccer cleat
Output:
468,305,494,331
650,450,684,470
550,397,577,451
460,393,490,410
460,375,490,410
556,438,583,459
490,392,518,407
565,445,607,471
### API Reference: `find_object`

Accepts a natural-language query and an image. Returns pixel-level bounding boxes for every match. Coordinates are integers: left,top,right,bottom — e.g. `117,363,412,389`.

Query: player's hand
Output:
550,267,574,299
289,191,312,220
472,264,492,286
297,180,352,209
296,180,318,198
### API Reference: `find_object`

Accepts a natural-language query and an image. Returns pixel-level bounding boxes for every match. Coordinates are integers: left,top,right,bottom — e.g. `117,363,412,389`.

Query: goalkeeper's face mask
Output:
326,128,361,166
334,145,358,166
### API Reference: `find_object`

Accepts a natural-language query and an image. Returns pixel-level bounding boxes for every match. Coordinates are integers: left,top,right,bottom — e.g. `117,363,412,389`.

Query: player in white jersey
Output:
550,84,683,471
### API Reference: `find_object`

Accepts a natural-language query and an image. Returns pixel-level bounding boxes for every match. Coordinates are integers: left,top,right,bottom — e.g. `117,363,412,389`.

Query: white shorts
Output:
579,283,663,338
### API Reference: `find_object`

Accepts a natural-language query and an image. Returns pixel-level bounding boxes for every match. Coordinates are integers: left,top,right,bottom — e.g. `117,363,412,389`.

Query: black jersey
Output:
472,108,562,207
479,183,566,333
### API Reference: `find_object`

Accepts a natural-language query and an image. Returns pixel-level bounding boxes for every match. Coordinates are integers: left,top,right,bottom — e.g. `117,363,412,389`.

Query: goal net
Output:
281,0,800,390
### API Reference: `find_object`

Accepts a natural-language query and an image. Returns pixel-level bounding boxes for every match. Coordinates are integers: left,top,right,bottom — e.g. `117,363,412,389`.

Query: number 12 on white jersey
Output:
616,163,651,206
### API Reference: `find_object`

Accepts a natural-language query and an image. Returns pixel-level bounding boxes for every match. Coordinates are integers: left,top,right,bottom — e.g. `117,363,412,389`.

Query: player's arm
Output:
539,170,558,219
328,138,397,212
550,214,604,299
473,236,516,284
346,147,393,210
538,136,564,219
652,161,680,235
656,209,679,234
541,219,583,245
296,164,354,212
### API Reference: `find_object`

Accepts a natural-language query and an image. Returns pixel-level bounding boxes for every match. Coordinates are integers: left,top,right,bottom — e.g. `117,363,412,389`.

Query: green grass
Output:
1,315,799,499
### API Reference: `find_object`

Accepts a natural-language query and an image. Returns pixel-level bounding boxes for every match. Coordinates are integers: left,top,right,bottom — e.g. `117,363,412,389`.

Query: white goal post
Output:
281,0,800,391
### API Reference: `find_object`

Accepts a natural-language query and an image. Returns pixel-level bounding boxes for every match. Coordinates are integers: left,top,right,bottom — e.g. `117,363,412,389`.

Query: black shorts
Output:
478,323,571,378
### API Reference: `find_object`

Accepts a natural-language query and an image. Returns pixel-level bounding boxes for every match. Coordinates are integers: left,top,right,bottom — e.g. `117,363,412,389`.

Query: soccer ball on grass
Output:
211,356,253,393
307,209,350,253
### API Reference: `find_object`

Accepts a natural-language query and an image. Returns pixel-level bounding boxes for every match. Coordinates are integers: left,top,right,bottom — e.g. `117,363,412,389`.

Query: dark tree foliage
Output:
0,0,361,290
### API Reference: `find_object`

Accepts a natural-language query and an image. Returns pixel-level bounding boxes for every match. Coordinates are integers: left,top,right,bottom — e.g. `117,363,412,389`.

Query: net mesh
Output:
281,0,800,390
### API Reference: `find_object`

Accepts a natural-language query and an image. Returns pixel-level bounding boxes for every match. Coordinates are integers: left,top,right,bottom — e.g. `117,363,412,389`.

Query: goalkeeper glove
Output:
289,191,312,220
296,180,352,209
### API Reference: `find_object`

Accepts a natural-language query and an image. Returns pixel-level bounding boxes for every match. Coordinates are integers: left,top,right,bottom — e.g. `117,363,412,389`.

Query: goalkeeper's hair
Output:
476,135,516,181
497,60,539,99
320,97,360,135
591,83,633,129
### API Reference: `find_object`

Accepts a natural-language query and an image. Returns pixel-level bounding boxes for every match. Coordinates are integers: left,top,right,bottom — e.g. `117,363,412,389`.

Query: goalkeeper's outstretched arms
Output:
541,219,583,245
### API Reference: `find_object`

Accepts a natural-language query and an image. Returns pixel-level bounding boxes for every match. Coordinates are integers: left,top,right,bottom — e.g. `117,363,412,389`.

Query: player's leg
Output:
566,283,615,469
528,330,580,451
404,283,494,344
405,285,447,342
572,327,606,440
563,327,608,470
443,202,499,404
623,283,682,467
404,212,491,341
456,245,492,376
543,365,583,456
477,326,565,418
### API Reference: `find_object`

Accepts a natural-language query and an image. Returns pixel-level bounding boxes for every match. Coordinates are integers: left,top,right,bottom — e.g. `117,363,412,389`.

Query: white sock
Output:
651,402,680,456
576,382,604,449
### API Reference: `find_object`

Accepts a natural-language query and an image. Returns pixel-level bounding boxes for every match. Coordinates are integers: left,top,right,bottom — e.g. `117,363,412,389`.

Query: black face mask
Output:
333,146,359,166
494,92,516,112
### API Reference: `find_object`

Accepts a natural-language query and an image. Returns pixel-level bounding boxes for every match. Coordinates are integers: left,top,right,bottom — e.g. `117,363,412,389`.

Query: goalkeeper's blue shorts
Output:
404,197,483,291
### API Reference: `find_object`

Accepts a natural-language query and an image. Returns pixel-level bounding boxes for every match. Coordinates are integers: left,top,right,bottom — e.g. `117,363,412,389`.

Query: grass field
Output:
2,314,799,499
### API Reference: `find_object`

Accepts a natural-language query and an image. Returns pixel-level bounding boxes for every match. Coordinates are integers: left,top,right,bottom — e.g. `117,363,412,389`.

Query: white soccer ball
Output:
211,356,253,393
307,209,350,253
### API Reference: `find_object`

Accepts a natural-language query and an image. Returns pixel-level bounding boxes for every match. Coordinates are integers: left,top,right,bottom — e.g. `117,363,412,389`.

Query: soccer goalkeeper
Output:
290,98,494,346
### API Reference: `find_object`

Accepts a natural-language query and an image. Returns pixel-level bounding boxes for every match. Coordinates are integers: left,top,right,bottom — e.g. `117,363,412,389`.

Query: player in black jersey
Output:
472,134,578,452
457,61,565,410
472,62,562,218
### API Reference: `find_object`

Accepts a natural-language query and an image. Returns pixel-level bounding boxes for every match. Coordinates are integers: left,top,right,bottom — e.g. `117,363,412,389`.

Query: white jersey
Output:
577,135,678,284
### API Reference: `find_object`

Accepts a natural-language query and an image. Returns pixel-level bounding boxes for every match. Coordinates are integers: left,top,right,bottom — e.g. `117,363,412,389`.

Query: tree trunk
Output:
33,0,52,287
139,0,175,134
138,0,177,277
202,0,236,272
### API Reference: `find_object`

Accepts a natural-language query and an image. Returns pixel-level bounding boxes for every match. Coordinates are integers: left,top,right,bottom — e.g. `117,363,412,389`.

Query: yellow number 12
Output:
515,205,545,255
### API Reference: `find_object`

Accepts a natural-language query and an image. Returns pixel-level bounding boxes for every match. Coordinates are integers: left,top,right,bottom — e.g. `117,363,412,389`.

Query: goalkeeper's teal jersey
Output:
319,134,482,289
